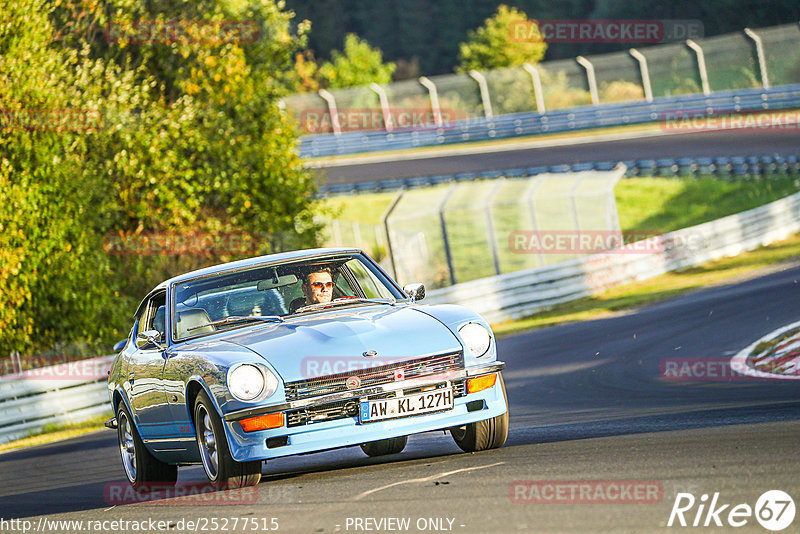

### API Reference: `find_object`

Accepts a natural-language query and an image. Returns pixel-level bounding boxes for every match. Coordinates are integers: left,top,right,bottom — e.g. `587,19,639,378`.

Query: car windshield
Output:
171,253,404,341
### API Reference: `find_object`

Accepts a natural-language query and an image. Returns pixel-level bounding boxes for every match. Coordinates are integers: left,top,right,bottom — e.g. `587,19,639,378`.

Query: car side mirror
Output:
136,329,163,349
113,339,127,352
403,283,425,303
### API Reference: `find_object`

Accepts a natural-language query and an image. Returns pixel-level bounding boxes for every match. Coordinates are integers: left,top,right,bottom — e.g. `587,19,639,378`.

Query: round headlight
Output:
228,364,278,402
459,322,492,357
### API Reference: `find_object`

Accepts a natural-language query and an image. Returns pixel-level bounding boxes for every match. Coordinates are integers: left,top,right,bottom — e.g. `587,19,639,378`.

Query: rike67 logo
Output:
668,490,795,530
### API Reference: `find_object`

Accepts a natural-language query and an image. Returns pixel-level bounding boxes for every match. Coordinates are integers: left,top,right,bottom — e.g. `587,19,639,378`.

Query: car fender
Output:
412,304,498,365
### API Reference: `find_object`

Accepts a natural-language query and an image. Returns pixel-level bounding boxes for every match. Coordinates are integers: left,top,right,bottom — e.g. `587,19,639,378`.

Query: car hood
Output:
221,304,463,382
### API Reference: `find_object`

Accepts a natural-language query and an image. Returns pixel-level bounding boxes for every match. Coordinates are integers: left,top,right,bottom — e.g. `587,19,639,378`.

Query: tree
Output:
0,0,324,358
456,5,547,73
317,34,395,89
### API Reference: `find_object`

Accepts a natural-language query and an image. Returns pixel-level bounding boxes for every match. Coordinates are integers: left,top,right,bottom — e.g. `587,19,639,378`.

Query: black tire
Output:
450,373,509,453
194,389,261,489
360,435,408,457
116,400,177,489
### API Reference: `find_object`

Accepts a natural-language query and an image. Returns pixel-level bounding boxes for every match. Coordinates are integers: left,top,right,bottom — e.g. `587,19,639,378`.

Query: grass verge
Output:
0,413,112,453
491,231,800,338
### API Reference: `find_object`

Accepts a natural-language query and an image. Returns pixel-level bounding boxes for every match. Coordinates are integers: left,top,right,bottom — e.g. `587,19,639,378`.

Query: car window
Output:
344,259,396,299
172,254,404,340
144,293,167,343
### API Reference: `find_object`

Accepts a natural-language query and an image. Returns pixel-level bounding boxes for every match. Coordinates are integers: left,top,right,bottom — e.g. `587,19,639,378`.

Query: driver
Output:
302,267,334,305
289,267,335,314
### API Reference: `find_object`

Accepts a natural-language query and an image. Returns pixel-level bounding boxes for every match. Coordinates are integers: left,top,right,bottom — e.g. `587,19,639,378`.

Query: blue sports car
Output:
107,248,508,489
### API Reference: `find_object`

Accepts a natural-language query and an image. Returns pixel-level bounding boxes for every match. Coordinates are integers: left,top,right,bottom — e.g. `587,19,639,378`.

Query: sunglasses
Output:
311,281,333,290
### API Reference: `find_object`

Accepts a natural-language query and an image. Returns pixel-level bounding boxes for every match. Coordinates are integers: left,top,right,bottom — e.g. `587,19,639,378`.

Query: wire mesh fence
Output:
286,22,800,134
321,167,625,289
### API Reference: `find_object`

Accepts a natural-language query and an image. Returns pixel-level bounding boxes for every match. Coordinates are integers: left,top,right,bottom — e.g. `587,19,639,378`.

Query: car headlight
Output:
228,364,278,402
458,322,492,357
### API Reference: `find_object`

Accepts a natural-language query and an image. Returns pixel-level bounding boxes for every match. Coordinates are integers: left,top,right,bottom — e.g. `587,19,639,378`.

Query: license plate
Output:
360,389,454,423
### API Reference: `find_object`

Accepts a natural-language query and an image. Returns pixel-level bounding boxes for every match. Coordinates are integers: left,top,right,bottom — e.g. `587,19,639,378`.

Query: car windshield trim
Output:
169,252,406,343
293,297,396,315
186,315,284,333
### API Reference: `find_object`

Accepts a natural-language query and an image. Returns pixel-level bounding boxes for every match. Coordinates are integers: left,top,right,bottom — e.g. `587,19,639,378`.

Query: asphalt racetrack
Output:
316,129,800,185
2,263,800,533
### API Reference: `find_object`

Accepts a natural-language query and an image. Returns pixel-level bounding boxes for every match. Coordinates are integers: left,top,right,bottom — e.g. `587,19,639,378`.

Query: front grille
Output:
284,351,464,402
286,380,467,428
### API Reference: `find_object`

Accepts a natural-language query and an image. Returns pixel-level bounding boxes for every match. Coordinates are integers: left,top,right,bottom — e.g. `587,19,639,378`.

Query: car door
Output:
127,290,172,440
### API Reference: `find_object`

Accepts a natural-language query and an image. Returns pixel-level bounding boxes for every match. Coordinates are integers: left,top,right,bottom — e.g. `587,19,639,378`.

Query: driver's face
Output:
305,271,333,304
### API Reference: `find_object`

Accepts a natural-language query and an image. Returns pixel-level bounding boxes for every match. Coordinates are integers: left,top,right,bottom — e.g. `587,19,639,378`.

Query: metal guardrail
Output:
302,84,800,159
0,356,113,444
423,190,800,323
319,152,800,195
3,188,800,442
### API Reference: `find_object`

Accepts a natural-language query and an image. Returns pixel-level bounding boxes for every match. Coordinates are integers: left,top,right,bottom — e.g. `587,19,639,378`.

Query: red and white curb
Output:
730,320,800,380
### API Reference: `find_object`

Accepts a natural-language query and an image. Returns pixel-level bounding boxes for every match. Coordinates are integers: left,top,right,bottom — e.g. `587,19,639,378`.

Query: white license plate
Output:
360,389,454,423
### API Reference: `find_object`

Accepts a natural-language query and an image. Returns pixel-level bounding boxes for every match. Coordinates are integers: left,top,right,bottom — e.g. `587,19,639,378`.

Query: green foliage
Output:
456,5,547,73
317,34,395,89
0,0,323,358
286,0,800,76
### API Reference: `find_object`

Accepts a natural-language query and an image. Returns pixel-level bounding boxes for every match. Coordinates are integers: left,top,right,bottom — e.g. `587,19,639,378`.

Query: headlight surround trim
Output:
458,322,493,358
227,363,279,403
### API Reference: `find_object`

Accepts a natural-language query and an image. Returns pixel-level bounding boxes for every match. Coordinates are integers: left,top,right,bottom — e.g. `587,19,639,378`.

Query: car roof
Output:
152,247,362,291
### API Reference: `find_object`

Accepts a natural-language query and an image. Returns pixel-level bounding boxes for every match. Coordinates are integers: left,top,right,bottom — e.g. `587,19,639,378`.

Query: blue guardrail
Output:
318,153,800,195
300,84,800,160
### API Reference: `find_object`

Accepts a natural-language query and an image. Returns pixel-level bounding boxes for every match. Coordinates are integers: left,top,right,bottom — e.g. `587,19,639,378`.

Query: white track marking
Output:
352,461,505,501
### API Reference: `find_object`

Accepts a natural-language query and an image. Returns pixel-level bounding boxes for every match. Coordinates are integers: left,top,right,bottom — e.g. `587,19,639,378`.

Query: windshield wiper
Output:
187,315,284,332
294,297,396,314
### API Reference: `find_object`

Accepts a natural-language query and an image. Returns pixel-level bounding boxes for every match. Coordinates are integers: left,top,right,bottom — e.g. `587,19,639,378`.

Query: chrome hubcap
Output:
197,406,219,480
118,412,137,482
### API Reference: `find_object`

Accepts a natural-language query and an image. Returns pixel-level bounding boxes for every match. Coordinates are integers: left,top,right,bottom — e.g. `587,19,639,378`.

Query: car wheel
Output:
360,435,408,457
194,389,261,489
116,400,177,489
450,373,509,453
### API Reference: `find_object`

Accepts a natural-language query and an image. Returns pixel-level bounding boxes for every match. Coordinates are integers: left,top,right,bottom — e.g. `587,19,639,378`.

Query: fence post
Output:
524,175,547,267
353,221,363,249
381,190,405,279
484,179,505,275
318,89,342,135
686,39,711,96
522,63,546,113
469,70,494,120
370,83,394,132
568,174,586,235
576,56,600,105
606,165,626,232
331,219,342,246
743,28,770,89
419,76,443,127
438,186,458,286
629,48,654,102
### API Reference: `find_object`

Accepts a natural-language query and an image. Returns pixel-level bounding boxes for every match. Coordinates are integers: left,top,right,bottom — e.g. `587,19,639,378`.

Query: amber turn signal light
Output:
239,412,284,432
467,373,497,394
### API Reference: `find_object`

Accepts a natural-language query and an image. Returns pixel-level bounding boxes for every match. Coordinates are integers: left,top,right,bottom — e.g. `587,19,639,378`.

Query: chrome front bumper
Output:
223,361,505,422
